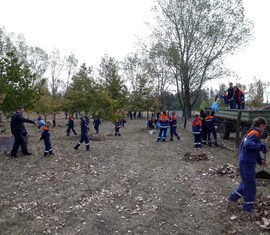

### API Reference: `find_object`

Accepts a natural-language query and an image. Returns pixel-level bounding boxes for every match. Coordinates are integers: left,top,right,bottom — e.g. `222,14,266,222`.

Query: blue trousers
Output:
67,126,77,136
207,128,217,144
229,161,256,212
44,139,53,155
158,127,168,140
193,134,201,148
170,126,179,139
75,133,90,150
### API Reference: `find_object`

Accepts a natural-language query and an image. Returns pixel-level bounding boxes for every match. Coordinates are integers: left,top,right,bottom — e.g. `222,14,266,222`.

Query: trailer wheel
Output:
219,122,230,139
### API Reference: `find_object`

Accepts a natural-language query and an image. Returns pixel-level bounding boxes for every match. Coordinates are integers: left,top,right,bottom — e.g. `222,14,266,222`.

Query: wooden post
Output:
235,110,242,152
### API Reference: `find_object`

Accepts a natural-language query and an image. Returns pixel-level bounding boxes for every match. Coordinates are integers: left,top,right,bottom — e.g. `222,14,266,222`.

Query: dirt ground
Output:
0,115,270,235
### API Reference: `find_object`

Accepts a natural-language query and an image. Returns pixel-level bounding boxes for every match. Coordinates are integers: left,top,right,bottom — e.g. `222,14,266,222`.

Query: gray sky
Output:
0,0,269,89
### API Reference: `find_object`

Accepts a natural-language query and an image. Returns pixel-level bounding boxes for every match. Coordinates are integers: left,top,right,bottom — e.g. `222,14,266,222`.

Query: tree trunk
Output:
184,79,192,118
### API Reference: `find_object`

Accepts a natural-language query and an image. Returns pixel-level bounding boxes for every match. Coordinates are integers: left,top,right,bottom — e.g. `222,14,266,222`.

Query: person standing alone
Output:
10,106,35,158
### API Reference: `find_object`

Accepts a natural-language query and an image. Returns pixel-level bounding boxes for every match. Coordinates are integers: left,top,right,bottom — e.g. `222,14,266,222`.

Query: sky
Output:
0,0,270,91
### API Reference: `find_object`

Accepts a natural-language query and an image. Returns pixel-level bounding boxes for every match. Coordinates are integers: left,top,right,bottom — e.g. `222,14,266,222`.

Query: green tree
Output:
0,51,42,113
64,53,78,92
150,0,253,118
98,55,127,110
246,78,264,107
49,48,64,100
64,63,115,119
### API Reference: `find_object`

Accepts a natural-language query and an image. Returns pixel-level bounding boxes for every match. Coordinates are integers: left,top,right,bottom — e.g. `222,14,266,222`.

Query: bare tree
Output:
64,53,78,92
49,49,64,100
151,0,253,118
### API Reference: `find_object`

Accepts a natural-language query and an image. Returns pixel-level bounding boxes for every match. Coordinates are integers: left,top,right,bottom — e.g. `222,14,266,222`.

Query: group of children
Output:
192,109,218,149
13,109,270,216
150,111,180,142
36,113,103,156
193,110,270,215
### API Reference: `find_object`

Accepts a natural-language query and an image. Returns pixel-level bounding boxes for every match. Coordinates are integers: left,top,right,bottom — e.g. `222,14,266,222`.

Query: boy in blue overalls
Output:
205,111,218,147
66,114,77,136
228,117,268,215
74,115,90,151
93,117,101,134
192,114,202,149
40,122,53,156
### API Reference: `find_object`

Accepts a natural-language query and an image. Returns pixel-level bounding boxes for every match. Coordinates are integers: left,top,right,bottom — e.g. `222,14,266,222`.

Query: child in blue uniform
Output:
40,122,53,156
115,119,122,136
192,114,202,149
228,117,268,215
74,115,90,151
157,111,170,142
93,118,101,134
66,114,77,136
169,111,180,141
205,111,218,147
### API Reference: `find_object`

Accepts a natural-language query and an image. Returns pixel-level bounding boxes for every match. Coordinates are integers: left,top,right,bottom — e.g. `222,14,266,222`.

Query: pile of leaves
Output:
207,164,239,178
182,151,209,162
254,193,270,230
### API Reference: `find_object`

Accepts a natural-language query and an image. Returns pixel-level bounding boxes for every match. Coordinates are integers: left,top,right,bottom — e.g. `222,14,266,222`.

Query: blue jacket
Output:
80,117,88,135
159,114,170,128
40,126,51,145
211,102,219,112
10,111,34,134
170,114,178,127
239,128,265,166
93,118,101,128
205,115,217,130
38,117,45,128
192,118,202,134
68,117,74,128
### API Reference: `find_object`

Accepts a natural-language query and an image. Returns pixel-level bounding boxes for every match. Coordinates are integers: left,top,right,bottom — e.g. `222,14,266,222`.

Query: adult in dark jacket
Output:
10,106,35,157
227,82,236,109
74,115,90,150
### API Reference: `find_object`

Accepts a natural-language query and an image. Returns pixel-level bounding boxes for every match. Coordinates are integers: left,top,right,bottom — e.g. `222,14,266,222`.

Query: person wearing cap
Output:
10,106,35,158
169,111,180,141
40,122,54,156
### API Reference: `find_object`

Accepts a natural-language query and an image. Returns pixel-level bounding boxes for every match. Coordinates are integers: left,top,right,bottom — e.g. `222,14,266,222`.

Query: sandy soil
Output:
0,116,270,235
